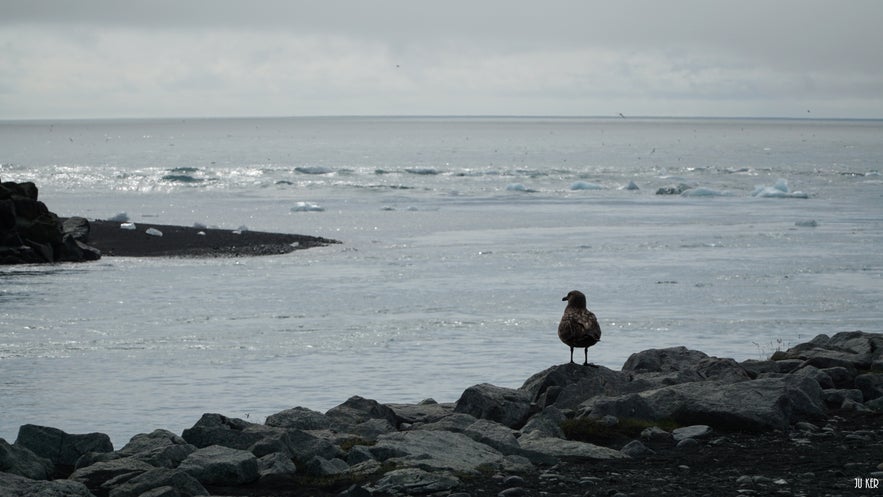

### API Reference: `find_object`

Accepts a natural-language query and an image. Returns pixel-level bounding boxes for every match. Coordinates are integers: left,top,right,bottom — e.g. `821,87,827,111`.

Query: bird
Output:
558,290,602,366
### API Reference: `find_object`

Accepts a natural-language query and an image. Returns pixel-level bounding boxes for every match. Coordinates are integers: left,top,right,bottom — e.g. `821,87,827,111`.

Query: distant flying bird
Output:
558,290,602,366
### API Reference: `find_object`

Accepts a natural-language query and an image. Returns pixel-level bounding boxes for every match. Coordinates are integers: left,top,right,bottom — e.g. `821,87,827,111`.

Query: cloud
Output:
1,0,882,118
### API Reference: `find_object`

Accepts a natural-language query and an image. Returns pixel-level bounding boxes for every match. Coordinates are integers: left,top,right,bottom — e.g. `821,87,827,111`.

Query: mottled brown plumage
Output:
558,290,602,366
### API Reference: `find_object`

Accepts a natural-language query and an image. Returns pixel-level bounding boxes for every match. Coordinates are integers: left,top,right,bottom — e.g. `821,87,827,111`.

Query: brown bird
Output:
558,290,602,366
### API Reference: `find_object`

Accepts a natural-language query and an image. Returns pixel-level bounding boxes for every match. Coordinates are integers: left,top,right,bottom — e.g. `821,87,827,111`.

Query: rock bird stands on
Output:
558,290,602,366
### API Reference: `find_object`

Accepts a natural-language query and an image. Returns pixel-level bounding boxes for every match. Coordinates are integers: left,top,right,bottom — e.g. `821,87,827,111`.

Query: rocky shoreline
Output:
1,179,338,264
2,331,882,497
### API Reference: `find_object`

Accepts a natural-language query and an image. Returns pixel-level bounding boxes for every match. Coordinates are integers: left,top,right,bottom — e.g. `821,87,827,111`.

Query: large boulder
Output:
325,396,400,430
115,429,197,468
386,399,454,426
0,472,94,497
517,431,627,460
776,331,883,370
584,375,825,431
454,383,532,429
181,413,275,450
69,457,155,492
264,406,331,431
178,445,260,486
0,437,54,480
371,430,504,474
520,363,629,410
107,468,207,497
15,424,113,467
369,468,461,496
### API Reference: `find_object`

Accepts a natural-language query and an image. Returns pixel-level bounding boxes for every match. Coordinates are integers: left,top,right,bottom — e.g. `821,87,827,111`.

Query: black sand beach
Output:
83,219,339,258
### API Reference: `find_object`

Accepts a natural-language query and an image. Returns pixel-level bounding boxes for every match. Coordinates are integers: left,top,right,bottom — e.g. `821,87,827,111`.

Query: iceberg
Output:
291,201,325,212
752,179,808,199
570,181,605,191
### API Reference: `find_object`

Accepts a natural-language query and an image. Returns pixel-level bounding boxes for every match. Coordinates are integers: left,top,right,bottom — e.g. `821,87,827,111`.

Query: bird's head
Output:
562,290,587,308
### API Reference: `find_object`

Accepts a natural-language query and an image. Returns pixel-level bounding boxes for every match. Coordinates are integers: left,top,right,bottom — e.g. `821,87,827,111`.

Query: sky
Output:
2,0,882,120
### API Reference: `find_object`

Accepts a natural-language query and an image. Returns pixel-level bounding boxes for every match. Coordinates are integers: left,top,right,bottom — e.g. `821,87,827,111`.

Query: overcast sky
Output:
2,0,882,119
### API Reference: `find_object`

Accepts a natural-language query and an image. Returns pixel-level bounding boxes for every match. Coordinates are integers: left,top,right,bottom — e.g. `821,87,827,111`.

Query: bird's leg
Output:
583,348,599,368
569,346,575,364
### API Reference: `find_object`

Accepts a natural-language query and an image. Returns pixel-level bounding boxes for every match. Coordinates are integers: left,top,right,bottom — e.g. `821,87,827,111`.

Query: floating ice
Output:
120,222,136,230
621,180,640,191
752,179,808,199
291,201,325,212
109,212,129,222
795,220,818,228
570,181,605,190
295,166,333,175
506,183,535,192
145,228,163,237
681,187,732,197
405,167,440,175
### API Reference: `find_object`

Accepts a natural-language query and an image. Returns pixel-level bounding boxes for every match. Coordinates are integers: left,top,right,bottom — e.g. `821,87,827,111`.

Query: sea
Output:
1,116,881,447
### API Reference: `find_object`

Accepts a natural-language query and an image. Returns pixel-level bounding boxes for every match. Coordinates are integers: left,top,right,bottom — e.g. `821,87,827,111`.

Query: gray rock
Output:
454,383,532,429
348,418,397,441
0,436,54,480
282,429,344,462
62,216,91,242
181,413,274,451
820,366,856,388
676,438,700,450
137,487,180,497
520,406,567,438
0,472,94,497
264,406,331,430
387,399,455,425
585,376,825,431
520,363,630,410
15,424,113,467
622,346,709,373
116,429,196,468
69,457,155,491
303,456,349,476
640,426,673,443
778,331,883,370
672,425,713,441
855,373,883,401
107,468,208,497
516,431,627,460
257,452,297,477
325,396,399,430
792,365,834,389
178,445,259,486
373,430,505,474
419,413,479,433
621,439,655,458
370,468,460,495
822,388,864,406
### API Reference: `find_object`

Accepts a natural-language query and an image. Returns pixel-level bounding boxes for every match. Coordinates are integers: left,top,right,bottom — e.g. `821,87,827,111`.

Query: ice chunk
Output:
570,181,605,190
752,179,808,198
291,201,325,212
681,187,732,197
295,166,333,175
145,228,163,237
621,180,640,191
120,222,137,230
506,183,535,192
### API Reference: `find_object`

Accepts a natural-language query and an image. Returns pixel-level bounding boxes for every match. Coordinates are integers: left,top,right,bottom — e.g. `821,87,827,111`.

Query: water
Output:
1,117,882,446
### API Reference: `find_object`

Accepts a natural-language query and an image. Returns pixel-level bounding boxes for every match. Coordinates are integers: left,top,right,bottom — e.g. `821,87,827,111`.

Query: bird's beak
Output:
561,296,568,301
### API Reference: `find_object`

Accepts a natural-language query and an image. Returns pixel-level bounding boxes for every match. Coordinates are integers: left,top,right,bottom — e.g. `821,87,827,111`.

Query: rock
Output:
137,487,180,497
621,439,655,458
676,438,700,450
0,437,54,480
584,376,825,431
181,413,274,450
62,217,91,242
623,346,709,373
640,426,673,443
454,383,533,429
373,430,505,474
264,406,331,430
672,425,713,441
779,331,883,370
420,413,479,433
387,399,455,425
821,367,856,388
516,431,627,460
15,424,114,467
178,445,260,486
69,456,155,492
348,418,397,440
520,363,629,410
116,429,196,468
370,468,461,495
622,347,750,384
822,389,864,406
325,396,400,430
855,373,883,401
107,468,208,497
280,429,344,462
303,456,349,476
520,406,567,438
257,452,297,478
791,365,835,389
0,471,94,497
656,183,693,195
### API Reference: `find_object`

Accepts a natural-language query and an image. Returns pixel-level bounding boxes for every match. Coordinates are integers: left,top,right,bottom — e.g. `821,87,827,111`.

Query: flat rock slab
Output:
517,432,627,460
374,430,504,474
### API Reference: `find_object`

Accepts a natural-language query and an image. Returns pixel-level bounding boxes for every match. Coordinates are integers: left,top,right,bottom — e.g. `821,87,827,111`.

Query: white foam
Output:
570,181,605,190
752,179,808,199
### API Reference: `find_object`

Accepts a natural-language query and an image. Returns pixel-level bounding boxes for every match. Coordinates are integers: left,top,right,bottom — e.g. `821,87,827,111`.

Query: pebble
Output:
497,488,527,497
877,462,883,470
676,438,700,450
502,475,525,487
